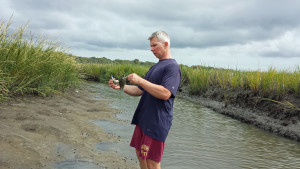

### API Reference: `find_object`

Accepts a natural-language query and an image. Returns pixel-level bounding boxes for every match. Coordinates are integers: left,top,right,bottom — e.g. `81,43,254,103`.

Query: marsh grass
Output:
80,62,299,99
0,19,80,102
0,71,9,102
80,63,149,82
180,65,300,98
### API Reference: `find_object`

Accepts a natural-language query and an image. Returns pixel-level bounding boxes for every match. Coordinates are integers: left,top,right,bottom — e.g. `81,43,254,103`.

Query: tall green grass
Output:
79,62,299,99
181,65,300,98
80,63,150,82
0,19,80,102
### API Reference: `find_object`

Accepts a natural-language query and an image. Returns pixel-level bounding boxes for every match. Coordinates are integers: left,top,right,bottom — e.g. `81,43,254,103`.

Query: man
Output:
109,31,181,169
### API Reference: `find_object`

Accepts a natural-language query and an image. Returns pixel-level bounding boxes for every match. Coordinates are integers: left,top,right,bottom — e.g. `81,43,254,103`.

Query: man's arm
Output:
124,85,143,96
109,79,143,96
127,73,172,100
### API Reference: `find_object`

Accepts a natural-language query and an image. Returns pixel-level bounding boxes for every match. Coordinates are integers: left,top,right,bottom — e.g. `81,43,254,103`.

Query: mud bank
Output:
178,86,300,142
0,86,138,169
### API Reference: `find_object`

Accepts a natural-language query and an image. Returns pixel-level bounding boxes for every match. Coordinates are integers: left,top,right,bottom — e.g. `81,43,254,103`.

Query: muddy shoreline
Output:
1,82,299,168
0,86,138,169
178,85,300,142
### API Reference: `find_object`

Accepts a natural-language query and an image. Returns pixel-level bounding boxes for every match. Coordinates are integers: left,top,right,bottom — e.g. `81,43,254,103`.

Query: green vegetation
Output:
76,57,154,82
181,65,300,98
79,63,150,83
0,19,80,102
76,56,155,67
79,61,300,99
1,18,299,104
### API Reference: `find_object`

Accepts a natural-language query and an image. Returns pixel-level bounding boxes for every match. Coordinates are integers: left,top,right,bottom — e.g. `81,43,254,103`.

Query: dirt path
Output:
0,87,138,169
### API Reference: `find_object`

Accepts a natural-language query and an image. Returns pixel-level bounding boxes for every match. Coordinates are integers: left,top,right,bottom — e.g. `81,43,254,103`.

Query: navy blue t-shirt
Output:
131,59,182,142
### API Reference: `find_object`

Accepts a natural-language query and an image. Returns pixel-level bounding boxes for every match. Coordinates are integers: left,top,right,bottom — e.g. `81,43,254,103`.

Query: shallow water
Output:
88,82,300,169
53,142,104,169
54,160,103,169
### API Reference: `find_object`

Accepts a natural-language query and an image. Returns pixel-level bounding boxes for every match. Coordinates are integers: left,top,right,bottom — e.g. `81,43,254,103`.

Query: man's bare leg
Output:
146,158,161,169
135,149,161,169
136,149,148,169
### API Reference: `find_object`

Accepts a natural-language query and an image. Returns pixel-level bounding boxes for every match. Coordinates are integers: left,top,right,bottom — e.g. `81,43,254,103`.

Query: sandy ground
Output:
0,87,139,169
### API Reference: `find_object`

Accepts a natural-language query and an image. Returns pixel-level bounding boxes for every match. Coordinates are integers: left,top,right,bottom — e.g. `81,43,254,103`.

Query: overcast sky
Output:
1,0,300,71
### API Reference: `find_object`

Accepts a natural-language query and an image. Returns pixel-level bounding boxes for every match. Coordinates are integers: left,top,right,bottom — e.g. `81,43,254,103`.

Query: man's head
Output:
148,31,170,47
148,31,171,59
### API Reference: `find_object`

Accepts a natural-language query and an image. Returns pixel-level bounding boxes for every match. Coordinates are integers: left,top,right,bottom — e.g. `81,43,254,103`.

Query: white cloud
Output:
1,0,300,71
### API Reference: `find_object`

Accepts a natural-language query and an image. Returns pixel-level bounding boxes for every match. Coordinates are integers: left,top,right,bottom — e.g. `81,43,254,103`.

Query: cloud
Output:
5,0,300,48
259,29,300,58
1,0,300,71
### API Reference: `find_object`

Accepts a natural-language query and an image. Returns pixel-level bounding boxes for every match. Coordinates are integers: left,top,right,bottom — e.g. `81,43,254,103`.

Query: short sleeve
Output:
162,64,181,98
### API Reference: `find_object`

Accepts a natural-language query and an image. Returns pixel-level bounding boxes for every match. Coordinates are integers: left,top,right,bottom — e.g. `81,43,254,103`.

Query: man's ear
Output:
164,42,169,47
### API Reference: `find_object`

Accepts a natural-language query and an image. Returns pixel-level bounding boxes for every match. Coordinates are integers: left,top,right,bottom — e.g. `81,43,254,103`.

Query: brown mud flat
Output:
178,85,300,142
0,87,139,169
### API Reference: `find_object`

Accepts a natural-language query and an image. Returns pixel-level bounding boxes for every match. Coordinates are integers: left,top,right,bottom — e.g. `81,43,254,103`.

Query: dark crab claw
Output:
118,75,127,89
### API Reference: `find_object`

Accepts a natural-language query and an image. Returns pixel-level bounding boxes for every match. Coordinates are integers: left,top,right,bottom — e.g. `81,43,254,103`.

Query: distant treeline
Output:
75,56,156,67
75,55,218,70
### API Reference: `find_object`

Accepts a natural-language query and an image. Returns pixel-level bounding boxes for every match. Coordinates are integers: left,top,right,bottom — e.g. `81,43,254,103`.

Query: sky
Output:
1,0,300,71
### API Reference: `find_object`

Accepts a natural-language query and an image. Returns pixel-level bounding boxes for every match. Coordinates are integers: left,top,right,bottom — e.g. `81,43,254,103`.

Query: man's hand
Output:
128,73,143,85
108,79,120,89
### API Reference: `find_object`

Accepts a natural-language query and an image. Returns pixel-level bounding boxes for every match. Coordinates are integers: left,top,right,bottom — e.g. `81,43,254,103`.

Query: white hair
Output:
148,30,170,47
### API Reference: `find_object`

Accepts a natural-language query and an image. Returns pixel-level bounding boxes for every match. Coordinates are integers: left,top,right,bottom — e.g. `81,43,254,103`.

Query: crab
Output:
111,75,128,89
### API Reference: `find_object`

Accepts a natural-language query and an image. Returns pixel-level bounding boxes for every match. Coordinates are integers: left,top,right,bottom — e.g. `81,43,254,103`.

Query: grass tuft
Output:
0,18,80,102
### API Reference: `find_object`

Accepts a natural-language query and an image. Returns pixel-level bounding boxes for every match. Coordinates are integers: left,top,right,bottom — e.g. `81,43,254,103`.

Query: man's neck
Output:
159,52,172,60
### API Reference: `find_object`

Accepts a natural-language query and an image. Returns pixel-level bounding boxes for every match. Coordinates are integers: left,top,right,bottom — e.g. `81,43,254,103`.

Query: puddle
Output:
54,143,104,169
95,142,137,162
55,142,76,159
91,120,138,162
91,120,133,139
91,119,138,162
53,160,103,169
95,142,117,152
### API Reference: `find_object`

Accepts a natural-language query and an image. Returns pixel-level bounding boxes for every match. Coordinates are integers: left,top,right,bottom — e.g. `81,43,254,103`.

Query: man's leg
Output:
136,149,148,169
146,158,161,169
135,149,161,169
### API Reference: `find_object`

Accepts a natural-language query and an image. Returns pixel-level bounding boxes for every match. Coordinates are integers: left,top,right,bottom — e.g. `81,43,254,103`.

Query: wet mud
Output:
0,87,138,169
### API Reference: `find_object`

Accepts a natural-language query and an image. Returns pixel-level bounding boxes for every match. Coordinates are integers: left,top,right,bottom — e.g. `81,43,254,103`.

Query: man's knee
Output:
146,159,161,169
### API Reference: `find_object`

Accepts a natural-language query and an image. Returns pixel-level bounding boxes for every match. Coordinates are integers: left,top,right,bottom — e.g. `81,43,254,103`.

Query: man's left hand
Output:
128,73,143,85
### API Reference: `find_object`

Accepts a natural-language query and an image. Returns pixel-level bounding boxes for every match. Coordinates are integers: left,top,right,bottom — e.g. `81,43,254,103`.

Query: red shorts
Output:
130,125,165,163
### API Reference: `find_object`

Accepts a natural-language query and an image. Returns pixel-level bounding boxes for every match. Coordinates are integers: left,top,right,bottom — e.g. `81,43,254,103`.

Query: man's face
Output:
150,37,166,59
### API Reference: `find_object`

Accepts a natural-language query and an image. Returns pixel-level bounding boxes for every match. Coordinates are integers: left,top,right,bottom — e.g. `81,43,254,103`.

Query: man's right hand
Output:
108,79,120,90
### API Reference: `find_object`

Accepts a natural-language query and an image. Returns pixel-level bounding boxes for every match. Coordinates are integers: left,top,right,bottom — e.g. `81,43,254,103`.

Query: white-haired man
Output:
109,31,181,169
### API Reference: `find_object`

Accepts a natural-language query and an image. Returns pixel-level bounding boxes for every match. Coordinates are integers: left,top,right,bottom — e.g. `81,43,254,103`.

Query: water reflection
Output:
87,82,300,169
